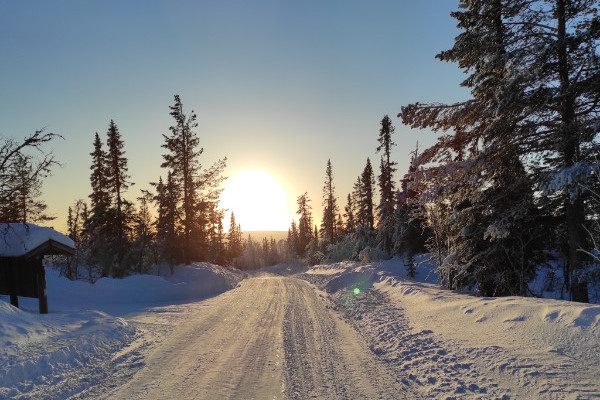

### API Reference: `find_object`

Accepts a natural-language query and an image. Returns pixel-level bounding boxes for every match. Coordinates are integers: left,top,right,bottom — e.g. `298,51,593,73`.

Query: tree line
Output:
283,0,600,302
58,95,232,279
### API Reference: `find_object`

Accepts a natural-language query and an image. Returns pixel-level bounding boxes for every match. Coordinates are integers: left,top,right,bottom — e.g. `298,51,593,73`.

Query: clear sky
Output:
0,1,469,233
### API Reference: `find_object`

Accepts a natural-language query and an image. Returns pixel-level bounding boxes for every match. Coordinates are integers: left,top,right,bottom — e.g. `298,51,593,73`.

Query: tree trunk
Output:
556,0,588,302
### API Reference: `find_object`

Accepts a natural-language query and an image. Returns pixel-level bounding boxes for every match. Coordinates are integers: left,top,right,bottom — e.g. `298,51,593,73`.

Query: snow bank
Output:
0,263,245,399
306,258,600,398
40,262,245,313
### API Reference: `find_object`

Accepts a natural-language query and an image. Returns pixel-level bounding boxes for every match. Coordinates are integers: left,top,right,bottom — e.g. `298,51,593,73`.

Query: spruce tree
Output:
87,131,113,276
354,158,375,230
398,0,597,297
287,220,300,258
154,173,180,273
344,193,356,233
296,192,313,256
227,212,243,259
162,95,203,265
161,95,226,264
89,132,110,216
105,120,133,276
376,115,397,255
106,120,131,222
320,159,339,247
132,191,155,273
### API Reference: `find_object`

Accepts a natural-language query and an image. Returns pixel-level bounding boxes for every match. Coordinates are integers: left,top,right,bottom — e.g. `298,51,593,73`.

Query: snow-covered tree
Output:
399,0,559,296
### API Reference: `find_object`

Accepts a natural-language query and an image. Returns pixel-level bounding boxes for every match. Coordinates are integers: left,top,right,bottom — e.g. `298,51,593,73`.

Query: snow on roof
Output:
0,223,75,258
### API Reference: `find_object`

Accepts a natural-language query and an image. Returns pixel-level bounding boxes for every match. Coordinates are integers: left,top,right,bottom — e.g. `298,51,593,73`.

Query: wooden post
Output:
37,267,48,314
9,294,18,308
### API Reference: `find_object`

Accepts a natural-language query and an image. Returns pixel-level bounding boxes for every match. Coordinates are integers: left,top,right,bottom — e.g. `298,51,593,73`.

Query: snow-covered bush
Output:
358,246,387,263
325,235,356,262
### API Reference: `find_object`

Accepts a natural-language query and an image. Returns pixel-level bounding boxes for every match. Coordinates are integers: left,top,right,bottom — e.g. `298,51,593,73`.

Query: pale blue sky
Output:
0,1,469,231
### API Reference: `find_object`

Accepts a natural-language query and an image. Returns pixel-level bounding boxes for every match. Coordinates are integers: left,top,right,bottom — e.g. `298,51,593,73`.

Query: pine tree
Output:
162,95,203,265
105,120,133,274
89,132,110,216
354,158,375,230
296,192,313,256
287,220,300,258
398,0,594,296
154,173,180,273
161,95,226,264
87,131,113,276
227,212,243,259
132,191,155,273
376,115,397,255
343,193,356,233
320,159,339,247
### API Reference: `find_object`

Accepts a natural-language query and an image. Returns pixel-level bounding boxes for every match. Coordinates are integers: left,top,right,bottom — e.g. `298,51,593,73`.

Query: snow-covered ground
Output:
304,258,600,398
1,257,600,399
0,263,245,399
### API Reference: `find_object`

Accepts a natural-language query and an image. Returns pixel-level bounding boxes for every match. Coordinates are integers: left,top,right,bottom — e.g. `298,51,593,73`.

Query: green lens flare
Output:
353,288,360,295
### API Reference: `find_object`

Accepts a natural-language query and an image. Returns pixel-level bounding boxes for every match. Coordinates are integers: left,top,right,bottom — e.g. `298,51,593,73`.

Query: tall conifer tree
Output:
376,115,397,254
354,158,375,230
399,0,598,298
321,159,339,246
161,95,203,265
296,192,313,256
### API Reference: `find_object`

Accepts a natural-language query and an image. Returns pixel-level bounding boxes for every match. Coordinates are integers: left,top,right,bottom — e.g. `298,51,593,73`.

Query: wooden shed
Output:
0,223,75,314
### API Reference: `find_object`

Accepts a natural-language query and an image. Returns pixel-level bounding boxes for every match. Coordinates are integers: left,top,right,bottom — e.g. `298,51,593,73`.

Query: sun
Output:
220,169,295,232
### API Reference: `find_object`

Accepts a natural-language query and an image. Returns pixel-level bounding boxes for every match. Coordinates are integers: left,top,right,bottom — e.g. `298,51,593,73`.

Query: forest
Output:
1,0,599,302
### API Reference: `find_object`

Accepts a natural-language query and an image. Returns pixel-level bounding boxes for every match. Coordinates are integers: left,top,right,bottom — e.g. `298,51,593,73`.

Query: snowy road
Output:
5,262,598,399
101,275,411,400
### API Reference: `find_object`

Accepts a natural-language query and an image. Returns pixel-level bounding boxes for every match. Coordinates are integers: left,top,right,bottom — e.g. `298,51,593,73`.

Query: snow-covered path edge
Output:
0,263,245,400
303,260,600,399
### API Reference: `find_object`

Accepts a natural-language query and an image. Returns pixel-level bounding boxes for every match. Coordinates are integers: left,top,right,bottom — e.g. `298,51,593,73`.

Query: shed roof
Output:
0,223,75,258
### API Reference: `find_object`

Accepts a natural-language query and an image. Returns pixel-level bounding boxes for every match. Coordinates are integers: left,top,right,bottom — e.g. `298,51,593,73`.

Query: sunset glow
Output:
220,169,295,232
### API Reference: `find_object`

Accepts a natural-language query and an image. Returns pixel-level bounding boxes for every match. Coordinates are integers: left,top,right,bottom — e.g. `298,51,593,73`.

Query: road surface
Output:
103,274,412,399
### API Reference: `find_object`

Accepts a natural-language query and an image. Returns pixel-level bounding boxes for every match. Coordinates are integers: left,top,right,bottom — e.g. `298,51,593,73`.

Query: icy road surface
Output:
99,275,411,400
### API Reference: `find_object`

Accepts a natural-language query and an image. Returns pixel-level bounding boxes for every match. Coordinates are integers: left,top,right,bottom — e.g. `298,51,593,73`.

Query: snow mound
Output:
0,300,134,399
305,258,600,398
38,262,246,313
0,262,245,398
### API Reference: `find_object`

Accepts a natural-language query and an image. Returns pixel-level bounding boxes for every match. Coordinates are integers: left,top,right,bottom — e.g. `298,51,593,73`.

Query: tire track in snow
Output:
281,277,413,399
331,287,528,399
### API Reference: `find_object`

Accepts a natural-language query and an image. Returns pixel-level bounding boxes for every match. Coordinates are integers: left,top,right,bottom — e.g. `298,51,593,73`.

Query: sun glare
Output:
220,169,295,232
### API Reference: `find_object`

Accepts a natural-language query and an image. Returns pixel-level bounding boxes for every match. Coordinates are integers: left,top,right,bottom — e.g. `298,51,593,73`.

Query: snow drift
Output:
0,263,245,399
305,258,600,398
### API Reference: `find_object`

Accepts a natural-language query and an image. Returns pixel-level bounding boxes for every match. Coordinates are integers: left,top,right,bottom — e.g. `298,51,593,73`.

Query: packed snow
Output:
1,257,599,399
